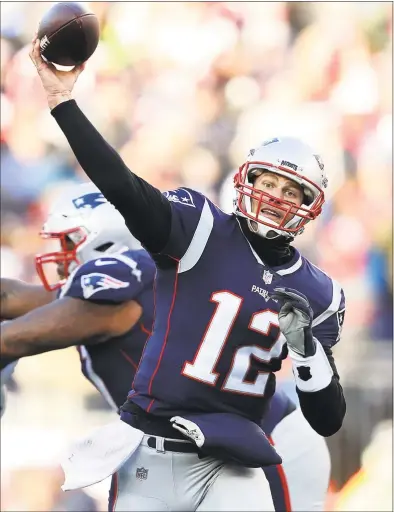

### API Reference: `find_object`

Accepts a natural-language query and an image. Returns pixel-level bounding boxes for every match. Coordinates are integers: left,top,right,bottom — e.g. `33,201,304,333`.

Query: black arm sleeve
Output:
51,100,172,254
297,346,346,437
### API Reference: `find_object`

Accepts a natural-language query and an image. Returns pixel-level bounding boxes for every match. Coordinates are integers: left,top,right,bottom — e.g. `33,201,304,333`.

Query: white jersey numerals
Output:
182,291,285,396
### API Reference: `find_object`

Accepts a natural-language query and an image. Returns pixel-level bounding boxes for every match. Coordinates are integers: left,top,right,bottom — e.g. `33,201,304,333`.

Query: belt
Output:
120,406,200,453
120,402,187,440
146,436,199,454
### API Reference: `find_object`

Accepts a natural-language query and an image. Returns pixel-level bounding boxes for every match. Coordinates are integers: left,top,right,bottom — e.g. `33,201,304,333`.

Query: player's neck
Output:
239,218,294,266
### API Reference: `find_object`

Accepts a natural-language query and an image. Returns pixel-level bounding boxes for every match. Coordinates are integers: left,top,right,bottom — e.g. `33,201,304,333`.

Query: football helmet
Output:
36,182,141,291
233,137,327,239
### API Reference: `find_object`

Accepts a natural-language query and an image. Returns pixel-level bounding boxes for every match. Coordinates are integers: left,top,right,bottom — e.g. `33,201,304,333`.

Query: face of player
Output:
251,171,304,224
57,236,75,279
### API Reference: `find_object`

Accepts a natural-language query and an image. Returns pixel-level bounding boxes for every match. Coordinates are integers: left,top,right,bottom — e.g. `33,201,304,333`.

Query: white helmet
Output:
35,182,141,291
233,136,328,239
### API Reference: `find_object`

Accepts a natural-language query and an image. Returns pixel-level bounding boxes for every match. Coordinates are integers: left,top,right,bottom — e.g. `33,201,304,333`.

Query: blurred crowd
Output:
0,2,392,511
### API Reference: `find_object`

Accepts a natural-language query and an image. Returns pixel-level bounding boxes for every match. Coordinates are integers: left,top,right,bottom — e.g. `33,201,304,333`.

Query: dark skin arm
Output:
0,296,142,368
0,278,55,320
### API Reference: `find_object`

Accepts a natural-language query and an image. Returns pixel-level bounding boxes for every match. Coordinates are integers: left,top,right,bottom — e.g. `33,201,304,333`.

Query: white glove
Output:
270,287,316,358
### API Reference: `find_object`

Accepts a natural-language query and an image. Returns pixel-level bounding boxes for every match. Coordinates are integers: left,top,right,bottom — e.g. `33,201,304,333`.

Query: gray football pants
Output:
109,435,275,511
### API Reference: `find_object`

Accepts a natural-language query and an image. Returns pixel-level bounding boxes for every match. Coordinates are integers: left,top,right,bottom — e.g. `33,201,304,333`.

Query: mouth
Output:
57,264,66,279
260,207,283,222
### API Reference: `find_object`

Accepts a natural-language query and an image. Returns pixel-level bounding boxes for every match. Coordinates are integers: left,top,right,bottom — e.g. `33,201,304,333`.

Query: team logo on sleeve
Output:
163,188,196,208
81,273,129,299
72,192,107,210
336,308,345,341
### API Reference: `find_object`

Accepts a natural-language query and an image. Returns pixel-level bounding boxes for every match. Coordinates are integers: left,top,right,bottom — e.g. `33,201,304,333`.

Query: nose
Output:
267,187,282,202
57,262,65,277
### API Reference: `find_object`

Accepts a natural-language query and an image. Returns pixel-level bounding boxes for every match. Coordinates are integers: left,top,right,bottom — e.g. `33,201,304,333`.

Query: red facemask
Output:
234,161,325,234
35,228,87,292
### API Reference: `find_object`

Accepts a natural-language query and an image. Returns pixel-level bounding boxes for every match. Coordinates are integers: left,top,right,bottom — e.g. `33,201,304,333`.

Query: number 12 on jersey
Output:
182,291,286,396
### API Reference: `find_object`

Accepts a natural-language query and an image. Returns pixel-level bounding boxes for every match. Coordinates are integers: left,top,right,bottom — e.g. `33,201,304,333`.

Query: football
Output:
38,2,99,66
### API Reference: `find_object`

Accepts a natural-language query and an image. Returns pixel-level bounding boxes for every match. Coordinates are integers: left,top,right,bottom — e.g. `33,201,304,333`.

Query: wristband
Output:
289,340,333,392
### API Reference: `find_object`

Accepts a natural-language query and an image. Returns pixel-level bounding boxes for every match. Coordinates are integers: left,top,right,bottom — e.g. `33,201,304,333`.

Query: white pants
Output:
264,408,331,512
109,435,275,511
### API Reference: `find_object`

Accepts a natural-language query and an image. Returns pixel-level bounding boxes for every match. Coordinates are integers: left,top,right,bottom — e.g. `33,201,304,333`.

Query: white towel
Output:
61,420,144,491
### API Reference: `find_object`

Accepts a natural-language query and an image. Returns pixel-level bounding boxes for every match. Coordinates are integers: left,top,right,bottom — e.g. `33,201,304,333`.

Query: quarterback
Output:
29,38,345,511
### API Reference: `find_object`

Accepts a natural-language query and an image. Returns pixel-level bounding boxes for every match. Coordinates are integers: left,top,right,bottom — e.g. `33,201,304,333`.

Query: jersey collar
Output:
236,217,303,275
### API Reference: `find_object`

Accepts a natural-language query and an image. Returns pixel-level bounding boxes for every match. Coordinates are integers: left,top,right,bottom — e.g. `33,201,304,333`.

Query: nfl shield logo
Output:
262,270,273,285
136,467,149,480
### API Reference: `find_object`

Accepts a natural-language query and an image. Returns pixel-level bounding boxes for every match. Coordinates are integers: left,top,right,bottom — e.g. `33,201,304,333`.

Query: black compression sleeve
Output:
51,100,172,253
297,346,346,437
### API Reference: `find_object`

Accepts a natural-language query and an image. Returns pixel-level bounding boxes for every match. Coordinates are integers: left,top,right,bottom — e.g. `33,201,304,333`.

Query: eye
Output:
262,181,274,188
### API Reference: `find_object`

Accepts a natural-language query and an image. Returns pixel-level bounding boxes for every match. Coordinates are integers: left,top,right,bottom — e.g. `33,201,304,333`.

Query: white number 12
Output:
182,291,285,396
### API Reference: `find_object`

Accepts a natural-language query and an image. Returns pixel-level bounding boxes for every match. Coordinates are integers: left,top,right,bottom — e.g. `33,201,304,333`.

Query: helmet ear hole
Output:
303,190,313,206
95,242,114,252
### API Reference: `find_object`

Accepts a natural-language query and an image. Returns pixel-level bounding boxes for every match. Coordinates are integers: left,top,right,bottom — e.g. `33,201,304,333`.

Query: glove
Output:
270,287,316,358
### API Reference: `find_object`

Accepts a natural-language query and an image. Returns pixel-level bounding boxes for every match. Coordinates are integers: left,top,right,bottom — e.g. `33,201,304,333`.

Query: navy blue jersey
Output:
130,188,345,422
261,388,296,437
60,249,155,410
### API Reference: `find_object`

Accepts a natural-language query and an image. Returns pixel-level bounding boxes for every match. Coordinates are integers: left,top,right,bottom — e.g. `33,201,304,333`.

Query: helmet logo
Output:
280,160,298,172
72,192,107,210
313,154,324,171
313,155,328,188
262,138,279,146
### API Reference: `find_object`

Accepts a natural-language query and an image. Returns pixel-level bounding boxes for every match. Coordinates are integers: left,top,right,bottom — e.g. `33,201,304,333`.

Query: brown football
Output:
38,2,99,66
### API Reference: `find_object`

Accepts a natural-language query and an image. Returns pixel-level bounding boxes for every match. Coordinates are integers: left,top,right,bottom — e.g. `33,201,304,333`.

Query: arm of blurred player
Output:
29,38,172,255
0,278,55,320
0,296,142,368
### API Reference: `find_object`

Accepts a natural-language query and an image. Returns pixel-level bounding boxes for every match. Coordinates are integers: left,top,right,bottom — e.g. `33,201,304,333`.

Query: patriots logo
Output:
81,273,129,299
72,192,107,210
262,138,279,147
163,188,196,208
336,308,346,341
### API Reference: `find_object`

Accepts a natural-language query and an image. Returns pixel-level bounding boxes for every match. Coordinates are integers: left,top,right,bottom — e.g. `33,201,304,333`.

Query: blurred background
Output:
0,1,392,511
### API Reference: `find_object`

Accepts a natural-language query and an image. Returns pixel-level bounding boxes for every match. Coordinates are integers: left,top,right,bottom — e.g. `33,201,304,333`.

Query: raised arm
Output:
51,100,172,253
29,38,171,254
0,278,55,320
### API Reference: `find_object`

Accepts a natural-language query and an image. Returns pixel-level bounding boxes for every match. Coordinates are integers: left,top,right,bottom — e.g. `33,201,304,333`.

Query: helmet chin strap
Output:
246,217,295,240
247,219,279,239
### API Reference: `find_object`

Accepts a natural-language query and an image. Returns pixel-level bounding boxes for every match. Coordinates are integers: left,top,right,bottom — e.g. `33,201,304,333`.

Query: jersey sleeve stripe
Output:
179,199,214,274
108,253,138,269
312,279,342,327
104,253,143,282
276,255,303,275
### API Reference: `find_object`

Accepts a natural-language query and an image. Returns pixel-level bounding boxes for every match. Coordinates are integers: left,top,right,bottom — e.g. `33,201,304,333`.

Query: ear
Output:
303,188,313,206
